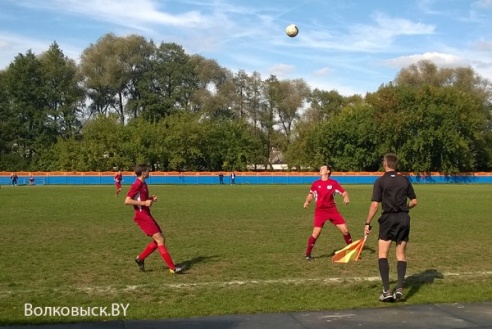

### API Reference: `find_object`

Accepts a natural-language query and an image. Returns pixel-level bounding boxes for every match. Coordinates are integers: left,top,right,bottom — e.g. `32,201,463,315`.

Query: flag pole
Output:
354,235,368,261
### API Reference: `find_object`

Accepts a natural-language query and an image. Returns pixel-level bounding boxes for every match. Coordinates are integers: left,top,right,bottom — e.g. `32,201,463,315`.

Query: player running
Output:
125,164,185,274
114,171,123,197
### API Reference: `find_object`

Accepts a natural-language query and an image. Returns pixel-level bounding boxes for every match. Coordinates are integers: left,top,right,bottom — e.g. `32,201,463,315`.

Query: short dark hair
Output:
134,164,149,177
384,153,398,170
326,164,332,177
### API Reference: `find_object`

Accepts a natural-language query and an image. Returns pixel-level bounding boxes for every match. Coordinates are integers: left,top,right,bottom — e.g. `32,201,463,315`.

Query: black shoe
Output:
135,257,145,272
305,255,315,261
393,288,404,302
379,290,395,302
170,264,187,274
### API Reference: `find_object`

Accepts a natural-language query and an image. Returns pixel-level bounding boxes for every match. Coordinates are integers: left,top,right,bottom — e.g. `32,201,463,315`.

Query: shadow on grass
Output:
405,269,444,300
317,244,377,260
179,255,220,270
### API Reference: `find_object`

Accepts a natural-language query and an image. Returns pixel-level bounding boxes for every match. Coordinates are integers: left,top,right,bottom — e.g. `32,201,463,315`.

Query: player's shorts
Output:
313,208,346,227
115,182,122,189
134,211,162,236
378,212,410,242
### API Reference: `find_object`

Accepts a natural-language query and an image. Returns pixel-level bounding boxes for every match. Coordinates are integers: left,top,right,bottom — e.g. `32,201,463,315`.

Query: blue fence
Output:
1,174,491,185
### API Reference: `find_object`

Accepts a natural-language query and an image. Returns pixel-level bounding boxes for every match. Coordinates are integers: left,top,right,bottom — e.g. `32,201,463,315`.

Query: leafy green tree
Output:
139,43,198,121
3,50,52,170
123,118,163,170
0,71,16,169
80,33,153,124
74,114,126,171
206,119,260,171
160,112,205,171
39,42,85,140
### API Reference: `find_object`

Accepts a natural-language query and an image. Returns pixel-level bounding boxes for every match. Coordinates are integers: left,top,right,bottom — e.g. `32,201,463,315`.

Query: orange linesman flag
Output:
331,236,367,263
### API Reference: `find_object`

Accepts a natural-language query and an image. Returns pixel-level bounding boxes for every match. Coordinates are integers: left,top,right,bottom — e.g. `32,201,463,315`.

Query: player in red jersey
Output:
114,171,123,197
303,164,353,260
125,164,185,274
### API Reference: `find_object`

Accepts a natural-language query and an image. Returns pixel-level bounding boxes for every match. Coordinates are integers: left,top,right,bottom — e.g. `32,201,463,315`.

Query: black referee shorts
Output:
378,212,410,242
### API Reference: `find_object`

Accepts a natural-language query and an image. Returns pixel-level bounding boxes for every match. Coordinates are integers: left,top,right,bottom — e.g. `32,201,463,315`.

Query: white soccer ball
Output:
286,24,299,38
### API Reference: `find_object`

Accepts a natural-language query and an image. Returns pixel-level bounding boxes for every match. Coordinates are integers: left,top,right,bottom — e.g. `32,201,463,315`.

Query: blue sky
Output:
1,0,491,95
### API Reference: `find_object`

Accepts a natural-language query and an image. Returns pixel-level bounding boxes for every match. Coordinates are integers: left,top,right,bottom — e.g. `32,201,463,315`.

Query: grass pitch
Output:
0,183,491,324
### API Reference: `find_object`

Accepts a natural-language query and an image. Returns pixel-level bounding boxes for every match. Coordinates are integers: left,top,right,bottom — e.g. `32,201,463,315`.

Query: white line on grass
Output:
155,270,492,289
2,271,492,295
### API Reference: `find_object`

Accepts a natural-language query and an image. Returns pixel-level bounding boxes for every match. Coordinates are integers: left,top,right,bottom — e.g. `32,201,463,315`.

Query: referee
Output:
364,153,418,302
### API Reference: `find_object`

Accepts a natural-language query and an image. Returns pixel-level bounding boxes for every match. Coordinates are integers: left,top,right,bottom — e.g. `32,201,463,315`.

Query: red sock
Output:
139,241,158,260
305,235,317,257
158,245,175,270
343,233,353,245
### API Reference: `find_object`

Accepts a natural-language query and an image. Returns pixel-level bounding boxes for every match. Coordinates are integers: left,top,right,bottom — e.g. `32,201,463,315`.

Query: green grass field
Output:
1,184,491,325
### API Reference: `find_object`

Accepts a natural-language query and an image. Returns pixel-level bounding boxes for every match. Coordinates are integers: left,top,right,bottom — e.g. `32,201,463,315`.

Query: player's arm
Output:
125,196,152,207
408,198,417,209
304,192,314,208
341,191,350,205
364,201,379,235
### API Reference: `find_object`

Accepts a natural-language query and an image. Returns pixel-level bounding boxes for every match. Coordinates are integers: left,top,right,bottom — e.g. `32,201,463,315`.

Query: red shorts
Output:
314,209,346,227
134,212,162,236
115,182,122,189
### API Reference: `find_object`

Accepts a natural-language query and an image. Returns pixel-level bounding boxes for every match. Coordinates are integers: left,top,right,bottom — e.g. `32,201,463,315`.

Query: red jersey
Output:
126,178,151,213
309,178,345,210
114,173,123,183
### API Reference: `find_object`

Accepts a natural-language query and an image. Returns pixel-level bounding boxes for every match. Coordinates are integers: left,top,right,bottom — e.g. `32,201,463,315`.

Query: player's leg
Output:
152,231,186,274
134,239,158,272
394,241,407,301
152,232,175,269
335,223,352,245
306,211,326,260
378,239,394,301
330,210,352,245
134,216,160,271
305,225,322,260
378,213,395,301
394,214,410,300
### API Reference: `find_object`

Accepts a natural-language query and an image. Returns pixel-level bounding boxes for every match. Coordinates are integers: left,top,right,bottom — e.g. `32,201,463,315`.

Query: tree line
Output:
0,33,491,173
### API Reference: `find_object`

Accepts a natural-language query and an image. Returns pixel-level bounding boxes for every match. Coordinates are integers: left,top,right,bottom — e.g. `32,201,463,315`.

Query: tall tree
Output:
139,42,198,121
39,42,85,140
80,33,153,124
3,50,50,169
276,78,310,144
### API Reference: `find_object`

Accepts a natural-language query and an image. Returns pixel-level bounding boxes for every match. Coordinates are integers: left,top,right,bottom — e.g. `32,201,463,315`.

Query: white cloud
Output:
383,51,492,84
474,0,492,8
13,0,212,32
314,67,331,77
269,64,295,78
348,13,435,50
475,40,492,52
385,52,468,68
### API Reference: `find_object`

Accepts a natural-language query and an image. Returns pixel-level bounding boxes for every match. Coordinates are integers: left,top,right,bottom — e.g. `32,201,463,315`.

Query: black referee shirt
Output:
371,171,417,214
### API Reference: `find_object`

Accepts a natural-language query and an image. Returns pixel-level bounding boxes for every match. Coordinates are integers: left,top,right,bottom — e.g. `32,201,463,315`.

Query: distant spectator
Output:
10,173,18,186
219,172,224,185
29,174,34,186
230,172,236,185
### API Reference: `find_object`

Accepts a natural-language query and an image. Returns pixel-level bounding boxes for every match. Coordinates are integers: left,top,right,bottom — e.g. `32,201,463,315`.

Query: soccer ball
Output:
285,24,299,37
